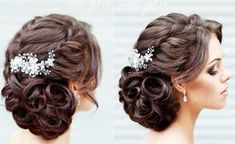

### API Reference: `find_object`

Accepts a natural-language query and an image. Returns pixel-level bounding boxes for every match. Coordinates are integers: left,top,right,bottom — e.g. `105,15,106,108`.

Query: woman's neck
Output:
171,102,201,143
10,128,70,144
143,103,201,144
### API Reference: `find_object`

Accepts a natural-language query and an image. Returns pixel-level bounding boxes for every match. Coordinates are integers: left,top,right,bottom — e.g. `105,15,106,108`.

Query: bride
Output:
118,13,231,144
1,14,102,144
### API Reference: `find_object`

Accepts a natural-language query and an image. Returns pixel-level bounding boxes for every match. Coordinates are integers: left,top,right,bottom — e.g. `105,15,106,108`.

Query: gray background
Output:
0,0,235,144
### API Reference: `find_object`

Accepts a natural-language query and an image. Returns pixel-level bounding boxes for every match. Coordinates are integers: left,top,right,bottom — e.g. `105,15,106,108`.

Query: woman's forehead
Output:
207,34,223,64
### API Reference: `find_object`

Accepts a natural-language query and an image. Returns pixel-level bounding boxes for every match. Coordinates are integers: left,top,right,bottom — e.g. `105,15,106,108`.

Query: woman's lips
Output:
221,87,228,96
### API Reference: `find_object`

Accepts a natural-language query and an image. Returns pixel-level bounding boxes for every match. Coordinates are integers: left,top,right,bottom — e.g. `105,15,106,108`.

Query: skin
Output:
69,80,95,112
10,80,95,144
185,34,230,110
142,34,231,144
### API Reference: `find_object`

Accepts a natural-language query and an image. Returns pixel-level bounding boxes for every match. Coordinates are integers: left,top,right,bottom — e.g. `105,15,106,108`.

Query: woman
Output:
118,13,231,144
1,14,102,144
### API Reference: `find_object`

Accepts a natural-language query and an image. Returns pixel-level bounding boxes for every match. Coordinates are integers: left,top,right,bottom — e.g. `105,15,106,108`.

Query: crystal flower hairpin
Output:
128,46,155,70
10,50,55,77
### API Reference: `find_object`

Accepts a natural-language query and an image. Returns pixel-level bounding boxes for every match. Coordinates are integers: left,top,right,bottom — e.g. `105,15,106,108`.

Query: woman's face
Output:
184,34,231,110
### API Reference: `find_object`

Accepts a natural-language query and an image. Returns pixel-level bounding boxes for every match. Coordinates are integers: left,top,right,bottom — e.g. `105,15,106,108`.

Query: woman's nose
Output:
222,69,231,82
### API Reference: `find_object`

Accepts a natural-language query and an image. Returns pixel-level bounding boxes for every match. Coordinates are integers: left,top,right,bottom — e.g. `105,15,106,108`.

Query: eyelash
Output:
208,66,218,76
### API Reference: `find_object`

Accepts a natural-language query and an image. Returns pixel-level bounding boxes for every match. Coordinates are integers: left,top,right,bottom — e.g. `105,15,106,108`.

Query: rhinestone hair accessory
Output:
128,46,154,70
10,50,55,77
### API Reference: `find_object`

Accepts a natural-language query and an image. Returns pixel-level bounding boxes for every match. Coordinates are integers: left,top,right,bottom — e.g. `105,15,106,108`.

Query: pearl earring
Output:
72,86,81,106
183,92,188,102
75,95,81,105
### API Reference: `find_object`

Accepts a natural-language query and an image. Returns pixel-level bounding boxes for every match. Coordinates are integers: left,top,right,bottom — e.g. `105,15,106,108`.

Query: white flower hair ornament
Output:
10,50,55,77
128,46,155,70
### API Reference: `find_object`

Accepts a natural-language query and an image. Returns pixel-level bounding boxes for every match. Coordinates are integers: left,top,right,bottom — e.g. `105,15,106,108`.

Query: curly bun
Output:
3,75,76,139
119,66,179,131
119,13,222,131
1,14,101,139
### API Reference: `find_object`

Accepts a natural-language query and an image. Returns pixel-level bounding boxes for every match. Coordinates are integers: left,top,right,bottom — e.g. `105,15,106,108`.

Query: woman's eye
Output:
208,70,217,76
208,66,218,76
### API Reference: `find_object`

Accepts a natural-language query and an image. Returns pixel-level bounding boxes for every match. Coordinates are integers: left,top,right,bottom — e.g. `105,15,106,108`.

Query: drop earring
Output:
73,86,81,106
75,95,80,106
183,92,188,102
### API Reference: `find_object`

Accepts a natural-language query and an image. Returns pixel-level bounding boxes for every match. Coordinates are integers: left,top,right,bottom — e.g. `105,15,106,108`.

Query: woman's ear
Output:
171,76,186,94
68,80,82,107
68,80,79,96
68,80,94,111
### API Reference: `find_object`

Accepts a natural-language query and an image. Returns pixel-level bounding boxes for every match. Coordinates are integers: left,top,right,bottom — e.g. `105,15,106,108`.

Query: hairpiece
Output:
10,50,55,77
128,46,154,70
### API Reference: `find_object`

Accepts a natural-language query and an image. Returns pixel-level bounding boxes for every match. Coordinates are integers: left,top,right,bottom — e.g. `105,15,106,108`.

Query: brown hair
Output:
119,13,222,131
1,14,102,139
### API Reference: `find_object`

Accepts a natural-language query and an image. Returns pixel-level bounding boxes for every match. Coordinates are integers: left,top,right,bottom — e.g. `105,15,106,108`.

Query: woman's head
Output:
119,13,230,131
1,14,102,139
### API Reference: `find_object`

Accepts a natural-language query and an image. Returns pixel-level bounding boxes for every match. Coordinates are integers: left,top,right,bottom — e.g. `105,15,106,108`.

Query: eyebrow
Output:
208,58,221,64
